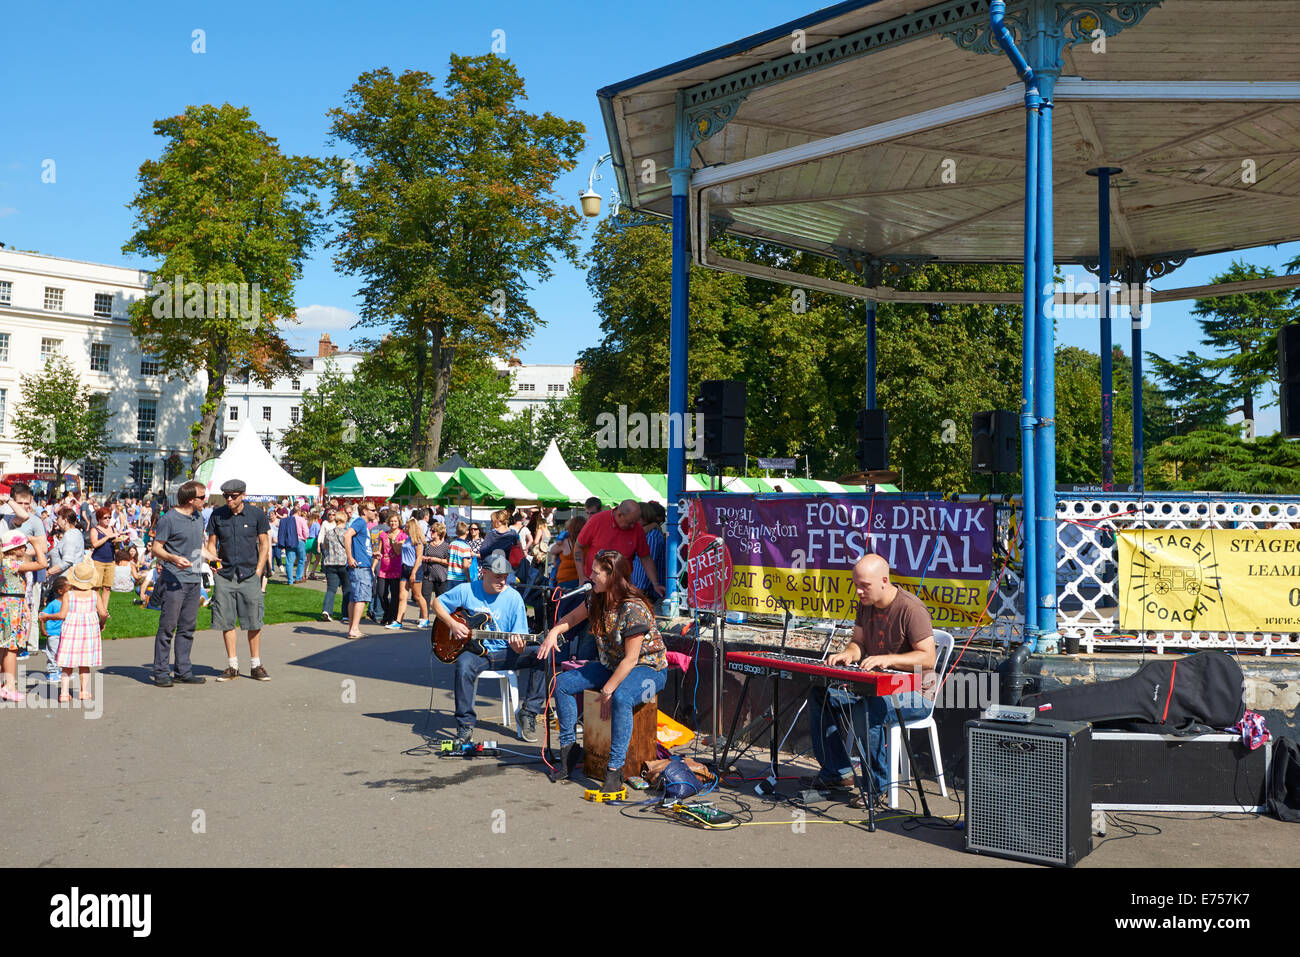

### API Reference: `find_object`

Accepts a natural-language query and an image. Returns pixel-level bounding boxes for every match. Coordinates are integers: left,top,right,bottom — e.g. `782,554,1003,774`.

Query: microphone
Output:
560,582,593,599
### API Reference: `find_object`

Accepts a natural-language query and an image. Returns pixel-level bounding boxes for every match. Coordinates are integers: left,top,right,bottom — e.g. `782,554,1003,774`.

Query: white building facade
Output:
219,334,365,465
495,358,579,418
0,248,204,496
0,249,364,496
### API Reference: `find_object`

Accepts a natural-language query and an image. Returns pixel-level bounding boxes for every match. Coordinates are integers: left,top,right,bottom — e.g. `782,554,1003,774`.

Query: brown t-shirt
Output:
853,586,937,698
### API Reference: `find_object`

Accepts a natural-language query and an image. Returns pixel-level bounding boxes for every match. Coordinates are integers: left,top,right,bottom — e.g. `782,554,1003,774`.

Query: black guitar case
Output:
1021,650,1245,735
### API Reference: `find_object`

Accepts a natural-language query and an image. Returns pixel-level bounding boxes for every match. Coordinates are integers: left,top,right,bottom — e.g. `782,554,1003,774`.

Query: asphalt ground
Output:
3,577,1294,869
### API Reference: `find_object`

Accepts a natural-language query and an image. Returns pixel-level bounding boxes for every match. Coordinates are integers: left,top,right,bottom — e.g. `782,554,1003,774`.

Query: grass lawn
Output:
98,582,334,640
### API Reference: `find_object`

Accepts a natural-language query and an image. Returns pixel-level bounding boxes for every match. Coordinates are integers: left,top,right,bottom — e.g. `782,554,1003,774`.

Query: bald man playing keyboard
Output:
803,554,936,809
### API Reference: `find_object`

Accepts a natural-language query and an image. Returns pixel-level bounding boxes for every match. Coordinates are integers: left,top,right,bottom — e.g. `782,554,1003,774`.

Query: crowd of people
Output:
0,480,677,795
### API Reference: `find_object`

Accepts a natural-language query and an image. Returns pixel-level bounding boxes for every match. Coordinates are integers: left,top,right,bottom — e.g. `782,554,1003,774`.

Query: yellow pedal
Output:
582,787,627,803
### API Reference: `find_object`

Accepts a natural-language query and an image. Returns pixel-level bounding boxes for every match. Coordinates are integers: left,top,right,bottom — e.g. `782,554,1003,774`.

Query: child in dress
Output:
53,560,106,702
0,530,44,701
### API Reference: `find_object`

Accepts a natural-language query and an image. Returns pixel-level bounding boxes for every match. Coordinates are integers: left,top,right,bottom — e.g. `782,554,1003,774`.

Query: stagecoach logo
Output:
1127,532,1223,627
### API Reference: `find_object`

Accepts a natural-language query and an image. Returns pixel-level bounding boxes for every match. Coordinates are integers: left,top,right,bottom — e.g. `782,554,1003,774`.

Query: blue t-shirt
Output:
437,580,527,654
349,517,372,564
42,599,62,637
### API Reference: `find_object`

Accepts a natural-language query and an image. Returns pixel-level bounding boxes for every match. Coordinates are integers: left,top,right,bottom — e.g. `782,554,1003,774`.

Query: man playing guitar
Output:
431,551,550,746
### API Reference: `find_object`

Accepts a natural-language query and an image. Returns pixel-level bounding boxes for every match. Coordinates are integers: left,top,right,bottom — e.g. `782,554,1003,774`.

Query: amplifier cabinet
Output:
1091,732,1272,813
965,719,1093,867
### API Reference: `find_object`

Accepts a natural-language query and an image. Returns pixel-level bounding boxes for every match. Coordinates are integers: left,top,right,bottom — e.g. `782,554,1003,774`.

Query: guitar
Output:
432,609,542,663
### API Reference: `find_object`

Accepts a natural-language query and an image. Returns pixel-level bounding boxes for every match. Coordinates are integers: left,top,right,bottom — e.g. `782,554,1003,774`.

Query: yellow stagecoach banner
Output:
1117,527,1300,633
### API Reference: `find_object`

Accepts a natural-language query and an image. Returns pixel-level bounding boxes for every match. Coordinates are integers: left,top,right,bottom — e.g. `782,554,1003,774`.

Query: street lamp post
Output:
579,153,620,219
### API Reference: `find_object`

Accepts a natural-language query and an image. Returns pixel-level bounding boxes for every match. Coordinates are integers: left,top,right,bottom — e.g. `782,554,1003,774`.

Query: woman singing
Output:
540,549,667,791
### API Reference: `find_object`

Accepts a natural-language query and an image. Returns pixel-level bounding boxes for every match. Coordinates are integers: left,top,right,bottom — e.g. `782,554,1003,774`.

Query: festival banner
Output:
1118,527,1300,633
688,495,997,628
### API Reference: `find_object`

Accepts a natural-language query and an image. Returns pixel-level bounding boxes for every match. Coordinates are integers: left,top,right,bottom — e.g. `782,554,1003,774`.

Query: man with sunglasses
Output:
205,479,272,681
151,480,214,686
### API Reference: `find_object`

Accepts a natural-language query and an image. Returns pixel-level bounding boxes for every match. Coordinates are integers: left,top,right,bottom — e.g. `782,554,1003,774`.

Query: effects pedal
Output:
674,802,734,825
583,787,628,803
981,704,1036,724
625,776,650,791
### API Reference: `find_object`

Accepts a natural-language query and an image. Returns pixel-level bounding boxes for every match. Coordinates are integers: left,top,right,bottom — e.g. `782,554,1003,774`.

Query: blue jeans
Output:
45,629,61,677
806,687,929,795
555,661,667,768
284,544,302,584
452,646,549,732
323,565,351,616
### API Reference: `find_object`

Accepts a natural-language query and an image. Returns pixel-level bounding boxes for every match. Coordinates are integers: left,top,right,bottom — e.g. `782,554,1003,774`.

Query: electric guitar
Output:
432,609,542,663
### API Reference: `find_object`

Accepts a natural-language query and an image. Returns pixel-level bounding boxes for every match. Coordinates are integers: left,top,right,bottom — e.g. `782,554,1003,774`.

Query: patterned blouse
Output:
591,598,667,672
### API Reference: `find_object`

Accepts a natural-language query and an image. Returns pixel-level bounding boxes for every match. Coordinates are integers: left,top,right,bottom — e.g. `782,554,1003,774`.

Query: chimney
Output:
318,333,333,357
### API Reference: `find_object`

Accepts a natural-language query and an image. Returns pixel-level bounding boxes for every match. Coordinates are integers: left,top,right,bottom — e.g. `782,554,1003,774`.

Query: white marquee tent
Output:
205,426,319,499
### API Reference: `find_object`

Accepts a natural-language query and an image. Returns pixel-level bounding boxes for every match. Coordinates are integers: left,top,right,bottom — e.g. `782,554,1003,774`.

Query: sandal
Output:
848,792,889,811
59,693,72,703
79,693,92,701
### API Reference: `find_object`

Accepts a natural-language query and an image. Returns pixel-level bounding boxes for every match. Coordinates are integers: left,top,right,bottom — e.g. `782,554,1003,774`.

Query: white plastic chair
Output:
474,669,520,731
887,629,954,808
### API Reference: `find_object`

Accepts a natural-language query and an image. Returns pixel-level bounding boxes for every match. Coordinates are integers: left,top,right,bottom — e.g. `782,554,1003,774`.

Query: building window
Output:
548,383,565,393
0,388,6,434
137,398,157,442
44,287,64,311
41,337,62,362
290,406,300,425
34,455,53,473
90,343,110,372
140,355,160,376
0,281,11,305
262,406,271,422
93,293,113,319
0,333,9,363
517,382,535,392
229,406,239,421
82,460,104,492
291,378,300,390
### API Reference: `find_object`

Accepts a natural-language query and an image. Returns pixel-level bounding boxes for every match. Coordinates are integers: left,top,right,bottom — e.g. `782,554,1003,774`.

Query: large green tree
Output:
122,103,327,465
326,58,585,468
12,356,114,482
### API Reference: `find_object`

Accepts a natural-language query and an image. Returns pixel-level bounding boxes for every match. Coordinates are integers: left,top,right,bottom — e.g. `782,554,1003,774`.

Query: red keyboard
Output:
725,651,918,695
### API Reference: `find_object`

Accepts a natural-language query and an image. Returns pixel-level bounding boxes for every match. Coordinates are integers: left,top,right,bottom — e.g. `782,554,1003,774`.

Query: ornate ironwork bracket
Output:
685,93,751,148
944,1,1161,74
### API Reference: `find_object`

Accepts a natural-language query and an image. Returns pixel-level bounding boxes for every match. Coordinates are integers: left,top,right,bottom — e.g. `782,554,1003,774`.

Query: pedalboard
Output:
673,802,734,825
583,787,628,803
438,739,500,757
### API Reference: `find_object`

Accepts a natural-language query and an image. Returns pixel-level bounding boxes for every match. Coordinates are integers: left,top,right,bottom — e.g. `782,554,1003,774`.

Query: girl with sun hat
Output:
0,530,45,701
52,559,106,702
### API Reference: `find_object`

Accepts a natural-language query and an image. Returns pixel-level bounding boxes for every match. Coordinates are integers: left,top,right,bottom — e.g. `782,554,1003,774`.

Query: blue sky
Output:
1,0,1295,436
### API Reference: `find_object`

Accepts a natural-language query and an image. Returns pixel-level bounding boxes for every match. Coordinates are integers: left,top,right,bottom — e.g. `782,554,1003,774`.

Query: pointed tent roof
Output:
207,427,318,498
534,440,595,504
433,453,472,473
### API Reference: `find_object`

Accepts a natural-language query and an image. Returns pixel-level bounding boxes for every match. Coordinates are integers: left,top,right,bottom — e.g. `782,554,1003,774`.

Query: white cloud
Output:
294,304,359,331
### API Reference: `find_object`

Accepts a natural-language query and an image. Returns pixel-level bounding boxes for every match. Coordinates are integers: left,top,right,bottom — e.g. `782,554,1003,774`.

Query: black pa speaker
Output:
855,408,888,471
696,380,746,466
965,718,1093,867
972,410,1018,474
1280,325,1300,438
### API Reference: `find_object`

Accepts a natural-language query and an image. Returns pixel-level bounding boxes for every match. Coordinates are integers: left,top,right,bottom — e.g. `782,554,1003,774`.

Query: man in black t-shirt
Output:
205,480,271,682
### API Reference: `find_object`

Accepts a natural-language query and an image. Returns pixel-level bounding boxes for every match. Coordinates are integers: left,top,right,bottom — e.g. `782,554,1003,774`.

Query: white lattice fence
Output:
1058,495,1300,654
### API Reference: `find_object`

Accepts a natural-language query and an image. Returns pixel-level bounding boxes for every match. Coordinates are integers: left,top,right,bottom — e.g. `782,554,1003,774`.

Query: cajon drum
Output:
582,691,659,782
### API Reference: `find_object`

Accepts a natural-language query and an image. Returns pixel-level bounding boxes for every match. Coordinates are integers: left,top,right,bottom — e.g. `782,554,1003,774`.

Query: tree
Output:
1182,261,1298,424
122,103,327,465
1149,428,1300,493
327,58,585,468
12,356,113,481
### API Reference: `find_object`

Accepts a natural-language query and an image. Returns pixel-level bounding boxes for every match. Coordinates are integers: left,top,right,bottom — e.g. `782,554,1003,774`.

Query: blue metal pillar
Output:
991,0,1039,647
665,93,692,602
865,299,877,409
1029,2,1060,648
1131,271,1145,491
1088,167,1122,492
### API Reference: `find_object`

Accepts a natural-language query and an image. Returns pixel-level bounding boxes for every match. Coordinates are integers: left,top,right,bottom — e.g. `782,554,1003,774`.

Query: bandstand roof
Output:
598,0,1300,291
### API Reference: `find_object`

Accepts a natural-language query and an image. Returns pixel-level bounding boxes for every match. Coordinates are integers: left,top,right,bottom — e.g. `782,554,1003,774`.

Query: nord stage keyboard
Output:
724,650,918,695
